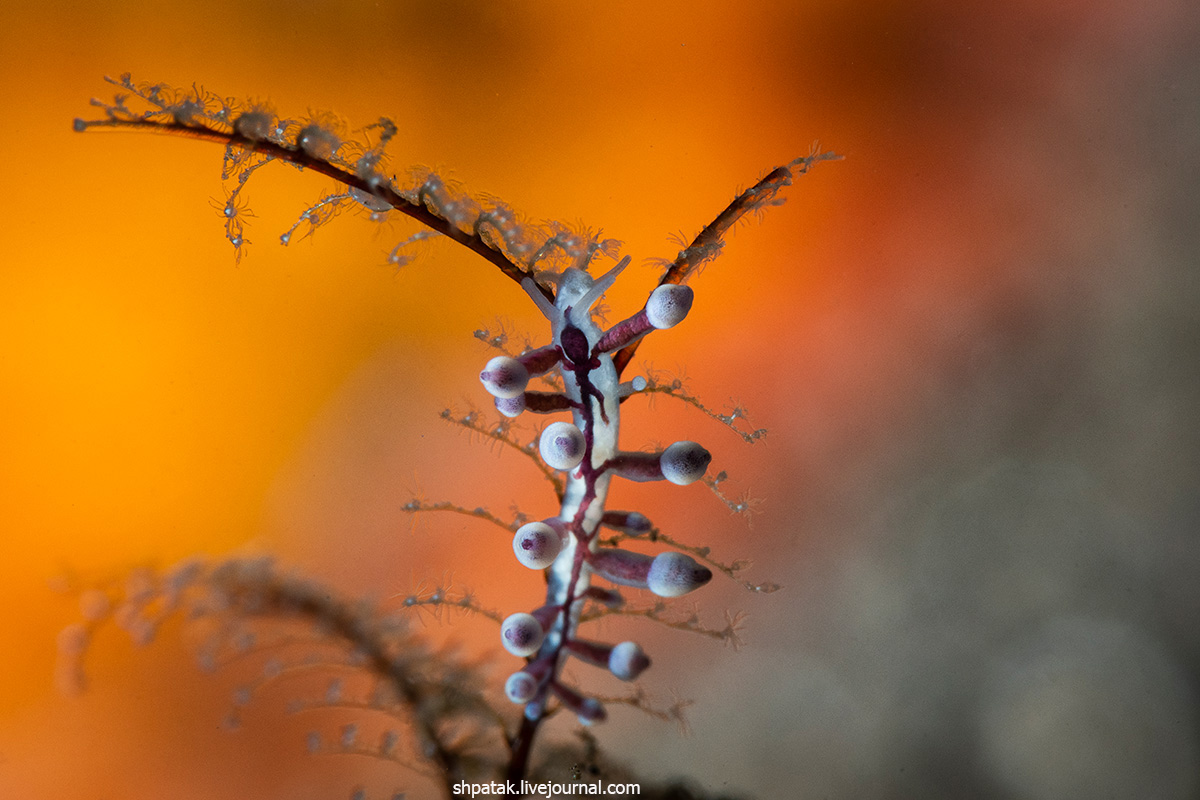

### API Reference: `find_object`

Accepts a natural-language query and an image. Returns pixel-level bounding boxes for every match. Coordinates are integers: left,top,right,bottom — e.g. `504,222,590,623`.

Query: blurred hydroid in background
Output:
2,0,1198,798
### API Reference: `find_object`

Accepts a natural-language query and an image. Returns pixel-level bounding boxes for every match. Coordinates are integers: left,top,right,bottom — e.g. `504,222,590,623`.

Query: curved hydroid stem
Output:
75,116,555,302
612,148,841,376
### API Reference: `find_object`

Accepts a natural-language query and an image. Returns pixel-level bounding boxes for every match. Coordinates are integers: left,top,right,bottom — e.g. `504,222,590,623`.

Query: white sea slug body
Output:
495,257,711,720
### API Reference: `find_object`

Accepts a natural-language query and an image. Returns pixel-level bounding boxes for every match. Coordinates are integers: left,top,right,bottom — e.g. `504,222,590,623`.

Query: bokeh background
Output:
2,0,1199,798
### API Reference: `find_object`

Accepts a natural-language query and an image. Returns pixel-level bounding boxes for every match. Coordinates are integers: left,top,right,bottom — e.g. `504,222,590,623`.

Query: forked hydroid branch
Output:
69,74,839,796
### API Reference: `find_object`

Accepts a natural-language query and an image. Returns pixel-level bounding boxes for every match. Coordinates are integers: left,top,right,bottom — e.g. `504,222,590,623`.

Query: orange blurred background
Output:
3,1,1199,798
